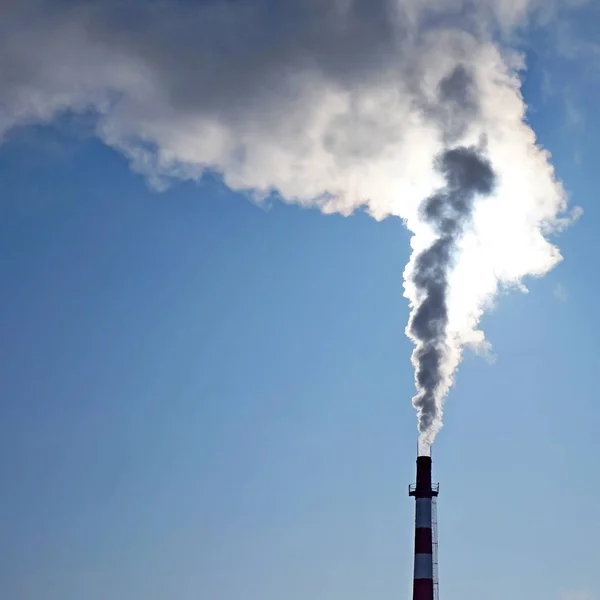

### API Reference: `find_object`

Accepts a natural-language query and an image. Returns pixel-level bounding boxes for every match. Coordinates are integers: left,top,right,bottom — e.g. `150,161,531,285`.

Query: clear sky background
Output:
1,6,599,600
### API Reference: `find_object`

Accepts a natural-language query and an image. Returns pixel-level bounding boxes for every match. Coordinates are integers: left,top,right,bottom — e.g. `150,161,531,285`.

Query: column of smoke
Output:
407,146,496,456
0,0,581,447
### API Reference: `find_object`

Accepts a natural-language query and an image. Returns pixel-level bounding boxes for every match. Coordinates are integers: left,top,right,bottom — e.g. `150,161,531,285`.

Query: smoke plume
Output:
407,147,496,453
0,0,582,446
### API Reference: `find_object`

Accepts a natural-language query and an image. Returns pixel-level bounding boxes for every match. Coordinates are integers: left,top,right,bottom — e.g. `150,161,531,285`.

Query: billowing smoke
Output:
0,0,582,447
408,146,496,454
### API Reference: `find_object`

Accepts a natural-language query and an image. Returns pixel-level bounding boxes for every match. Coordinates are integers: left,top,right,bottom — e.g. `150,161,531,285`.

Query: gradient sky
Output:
1,6,600,600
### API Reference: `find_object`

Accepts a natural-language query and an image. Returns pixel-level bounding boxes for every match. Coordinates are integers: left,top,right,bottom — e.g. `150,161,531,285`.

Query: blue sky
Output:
1,3,600,600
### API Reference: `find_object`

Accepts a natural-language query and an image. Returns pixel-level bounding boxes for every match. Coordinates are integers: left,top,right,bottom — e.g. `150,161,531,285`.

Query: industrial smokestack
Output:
409,455,439,600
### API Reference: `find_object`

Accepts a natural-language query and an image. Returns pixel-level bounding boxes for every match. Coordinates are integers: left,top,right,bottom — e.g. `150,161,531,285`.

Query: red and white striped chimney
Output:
409,455,439,600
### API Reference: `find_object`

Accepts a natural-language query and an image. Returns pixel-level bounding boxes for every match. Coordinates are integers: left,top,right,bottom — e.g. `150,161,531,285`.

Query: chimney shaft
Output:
409,456,439,600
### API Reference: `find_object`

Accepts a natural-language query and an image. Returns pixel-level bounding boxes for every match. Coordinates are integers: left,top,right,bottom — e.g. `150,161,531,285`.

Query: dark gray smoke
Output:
428,64,482,144
409,146,496,440
0,0,576,454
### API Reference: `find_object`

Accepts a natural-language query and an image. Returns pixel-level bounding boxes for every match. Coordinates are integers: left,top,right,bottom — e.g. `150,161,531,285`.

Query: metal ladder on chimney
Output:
432,497,439,600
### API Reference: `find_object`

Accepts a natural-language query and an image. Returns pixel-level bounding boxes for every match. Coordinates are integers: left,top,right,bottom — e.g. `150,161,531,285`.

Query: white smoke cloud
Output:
0,0,581,445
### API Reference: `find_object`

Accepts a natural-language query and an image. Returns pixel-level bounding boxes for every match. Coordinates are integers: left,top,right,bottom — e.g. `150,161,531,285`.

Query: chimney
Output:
409,455,439,600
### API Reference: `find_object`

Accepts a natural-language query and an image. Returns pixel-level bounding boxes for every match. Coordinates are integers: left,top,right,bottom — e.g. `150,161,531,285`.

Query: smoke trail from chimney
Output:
0,1,582,452
407,147,496,453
